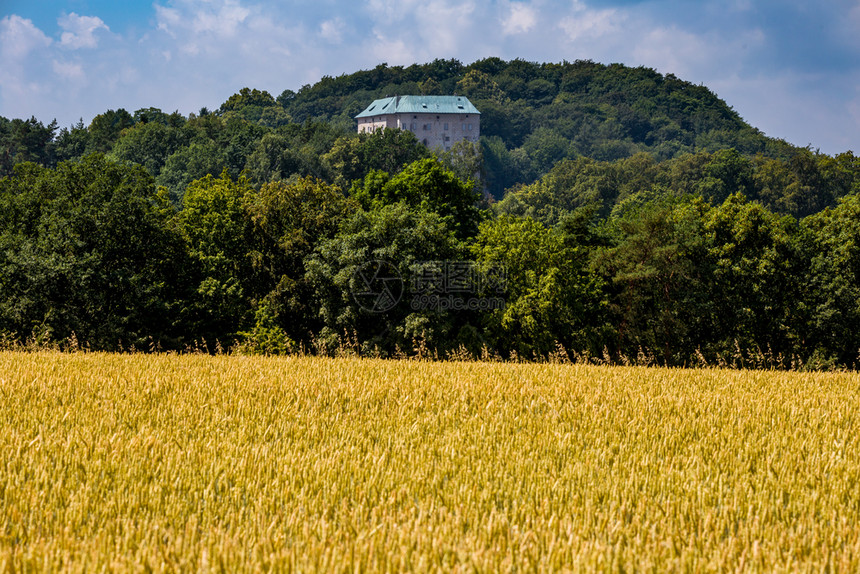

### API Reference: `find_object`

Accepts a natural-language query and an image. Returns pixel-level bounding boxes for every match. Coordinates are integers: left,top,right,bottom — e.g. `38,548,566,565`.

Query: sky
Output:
1,0,858,155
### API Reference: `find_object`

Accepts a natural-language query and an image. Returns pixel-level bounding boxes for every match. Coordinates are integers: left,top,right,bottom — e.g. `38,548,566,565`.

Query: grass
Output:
1,351,859,572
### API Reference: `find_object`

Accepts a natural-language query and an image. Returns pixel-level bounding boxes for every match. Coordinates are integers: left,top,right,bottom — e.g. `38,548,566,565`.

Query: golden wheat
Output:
1,351,859,572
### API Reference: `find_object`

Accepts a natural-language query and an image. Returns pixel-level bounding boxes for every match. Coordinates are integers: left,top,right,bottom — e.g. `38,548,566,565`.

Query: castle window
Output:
444,123,448,130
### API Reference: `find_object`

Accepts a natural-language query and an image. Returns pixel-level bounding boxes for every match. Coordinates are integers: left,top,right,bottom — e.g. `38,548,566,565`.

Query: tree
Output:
307,202,465,354
220,88,290,127
470,214,604,357
439,140,484,195
87,109,134,153
157,140,227,202
456,70,507,103
0,117,58,176
595,197,713,363
54,119,90,162
0,155,188,348
323,128,428,189
696,148,754,204
704,193,802,361
109,121,188,177
245,177,355,344
802,194,860,366
494,157,620,224
176,171,256,344
351,157,483,239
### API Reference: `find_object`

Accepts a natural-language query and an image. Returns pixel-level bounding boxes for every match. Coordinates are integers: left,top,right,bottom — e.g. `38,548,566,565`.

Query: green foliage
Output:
109,121,189,177
351,158,482,239
594,197,713,363
87,109,134,154
54,119,90,163
177,171,257,344
0,117,57,177
802,194,860,365
499,148,860,223
219,88,291,127
274,58,804,196
0,155,187,349
245,176,355,344
4,58,860,364
703,194,803,358
307,202,465,354
323,128,428,189
236,302,296,355
471,214,604,357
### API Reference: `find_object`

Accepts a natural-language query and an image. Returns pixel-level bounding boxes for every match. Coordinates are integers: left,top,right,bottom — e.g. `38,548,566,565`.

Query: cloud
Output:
501,2,538,36
0,15,52,59
0,16,54,116
189,0,250,36
320,18,345,44
0,0,856,154
52,59,85,81
154,0,255,56
558,0,621,42
58,13,109,49
369,31,416,66
631,25,765,81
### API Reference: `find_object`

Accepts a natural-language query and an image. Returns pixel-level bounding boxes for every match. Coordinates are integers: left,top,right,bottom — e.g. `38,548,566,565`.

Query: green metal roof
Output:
355,95,480,118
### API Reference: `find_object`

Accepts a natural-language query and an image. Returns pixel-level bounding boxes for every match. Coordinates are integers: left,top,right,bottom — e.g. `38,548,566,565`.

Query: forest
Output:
2,58,860,368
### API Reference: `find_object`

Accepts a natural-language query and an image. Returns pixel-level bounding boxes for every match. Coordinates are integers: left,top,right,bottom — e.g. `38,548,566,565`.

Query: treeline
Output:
2,58,860,367
2,58,802,199
3,146,860,369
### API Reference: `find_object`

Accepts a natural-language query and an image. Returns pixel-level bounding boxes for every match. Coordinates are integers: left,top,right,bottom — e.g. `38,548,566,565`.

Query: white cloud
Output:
631,25,765,85
59,13,109,49
190,0,250,36
0,15,52,59
369,30,416,65
361,0,480,59
155,4,182,36
154,0,253,55
502,2,537,36
320,18,345,44
558,0,621,42
0,16,53,114
52,59,85,81
155,0,248,36
0,0,856,155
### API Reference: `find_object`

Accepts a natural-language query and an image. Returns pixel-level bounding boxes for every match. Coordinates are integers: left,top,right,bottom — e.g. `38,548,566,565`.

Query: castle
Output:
355,95,480,150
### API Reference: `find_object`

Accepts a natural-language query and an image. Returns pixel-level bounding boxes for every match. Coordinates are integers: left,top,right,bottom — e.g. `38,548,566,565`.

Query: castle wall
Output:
358,112,479,150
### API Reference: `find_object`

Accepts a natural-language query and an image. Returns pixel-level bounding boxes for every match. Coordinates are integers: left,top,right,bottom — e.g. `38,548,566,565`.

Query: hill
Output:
1,58,804,200
278,58,798,192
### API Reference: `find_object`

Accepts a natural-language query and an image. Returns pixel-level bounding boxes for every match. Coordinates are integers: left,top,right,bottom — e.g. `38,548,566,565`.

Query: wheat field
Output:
1,351,859,572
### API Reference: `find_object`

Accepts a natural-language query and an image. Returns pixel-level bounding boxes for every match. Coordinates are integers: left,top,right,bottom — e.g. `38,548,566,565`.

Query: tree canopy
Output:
1,58,859,366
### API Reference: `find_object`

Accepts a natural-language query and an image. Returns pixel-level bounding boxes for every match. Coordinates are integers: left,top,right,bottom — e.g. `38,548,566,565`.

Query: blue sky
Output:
1,0,858,155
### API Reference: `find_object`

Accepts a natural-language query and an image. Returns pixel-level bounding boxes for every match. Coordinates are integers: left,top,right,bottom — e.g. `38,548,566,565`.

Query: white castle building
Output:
355,95,480,150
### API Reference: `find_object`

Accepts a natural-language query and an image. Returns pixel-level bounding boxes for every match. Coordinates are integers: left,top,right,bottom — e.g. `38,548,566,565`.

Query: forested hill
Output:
284,58,789,159
1,57,808,202
280,58,799,190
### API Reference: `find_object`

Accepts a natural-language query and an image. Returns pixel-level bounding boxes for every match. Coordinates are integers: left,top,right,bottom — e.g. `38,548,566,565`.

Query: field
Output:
2,352,859,572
